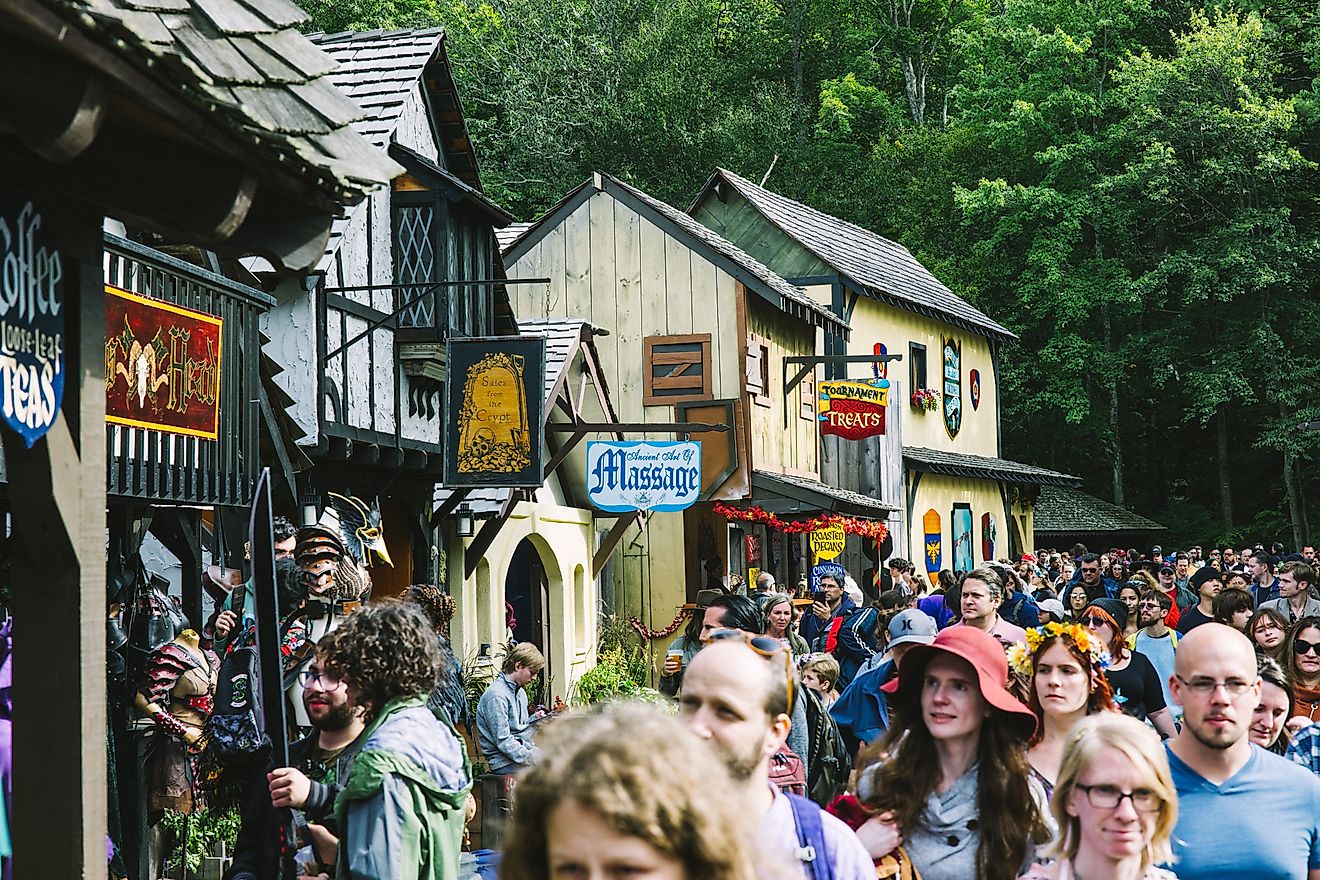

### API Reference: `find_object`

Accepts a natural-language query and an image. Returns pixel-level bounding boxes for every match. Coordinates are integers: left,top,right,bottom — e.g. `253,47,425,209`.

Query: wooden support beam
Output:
433,487,471,523
542,429,587,481
593,511,641,577
0,205,107,880
464,489,526,579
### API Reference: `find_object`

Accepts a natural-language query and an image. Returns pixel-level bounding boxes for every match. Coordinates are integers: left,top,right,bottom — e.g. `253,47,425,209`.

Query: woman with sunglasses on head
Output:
1247,606,1290,664
1021,713,1179,880
1250,656,1295,755
850,627,1052,880
1081,599,1178,739
1011,623,1118,799
1284,616,1320,727
1064,583,1090,624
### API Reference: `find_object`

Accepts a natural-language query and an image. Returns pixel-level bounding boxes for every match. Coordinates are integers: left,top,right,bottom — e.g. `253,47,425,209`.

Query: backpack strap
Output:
786,793,835,880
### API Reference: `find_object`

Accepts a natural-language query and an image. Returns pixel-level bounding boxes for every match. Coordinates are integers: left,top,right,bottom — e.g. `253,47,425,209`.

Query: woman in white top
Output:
1022,713,1178,880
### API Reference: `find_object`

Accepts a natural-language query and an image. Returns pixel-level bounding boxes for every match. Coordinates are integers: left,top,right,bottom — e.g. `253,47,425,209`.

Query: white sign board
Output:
586,440,702,512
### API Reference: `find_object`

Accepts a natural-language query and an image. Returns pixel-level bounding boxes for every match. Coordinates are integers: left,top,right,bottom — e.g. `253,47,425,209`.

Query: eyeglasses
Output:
1075,784,1161,812
1137,600,1169,610
1174,675,1253,696
708,630,794,713
1079,614,1111,628
298,668,345,690
1080,566,1100,574
1294,639,1320,657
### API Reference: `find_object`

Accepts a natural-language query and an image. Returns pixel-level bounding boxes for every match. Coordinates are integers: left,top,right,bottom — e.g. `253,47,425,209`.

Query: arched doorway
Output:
505,537,552,683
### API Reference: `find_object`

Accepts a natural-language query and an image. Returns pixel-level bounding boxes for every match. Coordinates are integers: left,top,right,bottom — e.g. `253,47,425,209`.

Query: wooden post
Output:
0,203,108,879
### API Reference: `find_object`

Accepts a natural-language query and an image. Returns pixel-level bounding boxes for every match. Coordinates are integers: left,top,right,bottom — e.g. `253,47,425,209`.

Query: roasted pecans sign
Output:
817,379,889,440
444,336,545,488
104,286,222,439
0,198,65,447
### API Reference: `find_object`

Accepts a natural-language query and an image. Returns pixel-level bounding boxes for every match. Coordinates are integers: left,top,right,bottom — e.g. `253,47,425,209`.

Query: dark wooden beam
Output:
545,422,730,434
543,429,587,481
593,511,641,577
0,37,107,161
464,489,526,579
433,487,471,522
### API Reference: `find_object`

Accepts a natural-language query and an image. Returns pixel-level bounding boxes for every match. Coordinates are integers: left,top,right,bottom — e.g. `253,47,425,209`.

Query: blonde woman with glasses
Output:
1022,713,1179,880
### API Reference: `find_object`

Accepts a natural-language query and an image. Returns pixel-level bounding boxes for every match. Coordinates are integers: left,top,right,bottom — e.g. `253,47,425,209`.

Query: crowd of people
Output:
220,540,1320,880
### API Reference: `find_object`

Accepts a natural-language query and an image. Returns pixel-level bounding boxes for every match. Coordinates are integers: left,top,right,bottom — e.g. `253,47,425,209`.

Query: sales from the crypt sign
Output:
104,286,222,440
817,378,889,440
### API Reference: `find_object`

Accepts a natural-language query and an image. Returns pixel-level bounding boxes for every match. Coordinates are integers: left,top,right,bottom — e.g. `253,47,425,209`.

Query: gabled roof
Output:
504,173,849,337
695,168,1016,343
903,447,1077,487
48,0,401,206
1034,486,1166,535
751,471,895,519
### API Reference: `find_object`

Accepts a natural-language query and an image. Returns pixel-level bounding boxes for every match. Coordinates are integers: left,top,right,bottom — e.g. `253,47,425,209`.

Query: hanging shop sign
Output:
746,533,762,566
445,336,546,487
104,286,222,439
585,440,701,512
981,512,996,561
817,378,889,440
952,504,974,573
0,197,64,447
810,523,846,560
923,508,943,573
942,337,961,439
810,562,846,594
969,369,981,411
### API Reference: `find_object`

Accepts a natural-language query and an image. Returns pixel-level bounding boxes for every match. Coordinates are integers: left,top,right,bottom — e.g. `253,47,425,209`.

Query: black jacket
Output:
224,731,358,880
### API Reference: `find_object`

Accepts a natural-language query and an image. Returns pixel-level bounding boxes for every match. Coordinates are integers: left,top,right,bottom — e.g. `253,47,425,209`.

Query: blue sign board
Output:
0,197,64,447
586,440,701,512
810,562,846,593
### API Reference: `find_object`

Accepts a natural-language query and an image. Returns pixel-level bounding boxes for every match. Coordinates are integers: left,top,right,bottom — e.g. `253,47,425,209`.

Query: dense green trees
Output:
307,0,1320,548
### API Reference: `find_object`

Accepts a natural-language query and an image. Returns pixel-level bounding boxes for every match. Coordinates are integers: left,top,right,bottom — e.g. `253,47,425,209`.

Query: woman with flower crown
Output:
1010,621,1118,798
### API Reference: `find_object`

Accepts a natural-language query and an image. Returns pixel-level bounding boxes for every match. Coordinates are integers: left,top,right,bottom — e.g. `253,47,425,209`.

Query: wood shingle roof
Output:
1034,486,1166,535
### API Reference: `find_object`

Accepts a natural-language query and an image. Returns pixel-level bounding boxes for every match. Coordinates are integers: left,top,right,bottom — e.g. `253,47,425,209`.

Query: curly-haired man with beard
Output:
318,600,471,880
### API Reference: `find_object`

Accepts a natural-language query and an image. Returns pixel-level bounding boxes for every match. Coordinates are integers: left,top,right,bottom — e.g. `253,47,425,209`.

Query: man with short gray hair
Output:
952,566,1026,647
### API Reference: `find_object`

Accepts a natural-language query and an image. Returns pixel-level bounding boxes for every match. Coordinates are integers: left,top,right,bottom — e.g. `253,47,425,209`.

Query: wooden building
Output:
0,0,397,875
502,173,893,651
1033,485,1166,553
691,169,1075,578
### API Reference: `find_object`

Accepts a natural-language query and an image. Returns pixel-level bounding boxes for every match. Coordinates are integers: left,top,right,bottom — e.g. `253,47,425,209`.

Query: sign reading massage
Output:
445,336,545,488
586,441,701,512
105,286,222,439
0,198,64,447
942,336,961,440
817,378,889,440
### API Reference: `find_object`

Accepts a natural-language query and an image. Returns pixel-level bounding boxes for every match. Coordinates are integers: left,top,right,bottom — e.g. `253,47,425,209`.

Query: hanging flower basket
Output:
910,388,940,412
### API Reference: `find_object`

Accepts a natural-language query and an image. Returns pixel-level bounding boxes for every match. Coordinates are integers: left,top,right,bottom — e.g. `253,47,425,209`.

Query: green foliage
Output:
571,614,658,705
158,807,241,876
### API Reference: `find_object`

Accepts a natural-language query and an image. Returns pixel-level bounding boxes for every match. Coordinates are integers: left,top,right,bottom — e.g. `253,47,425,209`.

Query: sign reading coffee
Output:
0,198,64,447
104,286,223,439
817,378,889,440
586,440,701,512
444,336,545,488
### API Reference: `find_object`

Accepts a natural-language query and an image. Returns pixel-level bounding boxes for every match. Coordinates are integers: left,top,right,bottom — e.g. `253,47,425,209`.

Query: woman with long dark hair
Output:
1064,583,1090,623
851,627,1052,880
1284,616,1320,725
1248,606,1290,664
1250,656,1294,755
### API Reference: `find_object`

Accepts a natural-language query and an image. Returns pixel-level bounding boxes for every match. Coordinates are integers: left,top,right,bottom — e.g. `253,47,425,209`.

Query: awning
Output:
1034,486,1166,535
902,447,1078,487
749,471,896,519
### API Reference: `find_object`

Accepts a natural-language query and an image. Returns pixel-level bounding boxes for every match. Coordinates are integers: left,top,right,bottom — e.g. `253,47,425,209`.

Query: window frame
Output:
643,333,713,405
909,341,928,392
746,332,771,408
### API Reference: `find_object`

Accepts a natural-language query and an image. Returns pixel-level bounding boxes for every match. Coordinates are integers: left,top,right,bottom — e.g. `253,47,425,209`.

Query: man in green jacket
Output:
318,601,471,880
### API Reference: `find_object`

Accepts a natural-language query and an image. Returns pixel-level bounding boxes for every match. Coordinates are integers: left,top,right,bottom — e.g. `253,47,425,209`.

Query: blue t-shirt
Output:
1166,744,1320,879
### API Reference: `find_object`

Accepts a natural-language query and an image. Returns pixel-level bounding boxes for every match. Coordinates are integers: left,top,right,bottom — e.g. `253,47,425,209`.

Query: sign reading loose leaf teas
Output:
585,440,701,511
0,197,64,447
105,286,222,439
444,336,545,487
817,378,889,440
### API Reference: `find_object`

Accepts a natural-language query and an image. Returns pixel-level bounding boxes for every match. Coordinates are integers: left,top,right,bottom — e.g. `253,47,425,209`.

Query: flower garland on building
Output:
711,502,889,542
629,608,690,641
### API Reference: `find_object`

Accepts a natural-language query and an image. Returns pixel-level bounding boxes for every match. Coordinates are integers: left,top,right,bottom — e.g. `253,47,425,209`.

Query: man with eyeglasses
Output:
227,655,365,880
1071,552,1118,601
1166,624,1320,879
679,637,873,880
1130,589,1180,721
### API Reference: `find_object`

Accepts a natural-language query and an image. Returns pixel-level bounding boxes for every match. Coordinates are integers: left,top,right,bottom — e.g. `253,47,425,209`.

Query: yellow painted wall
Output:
907,472,1012,576
801,284,1000,458
745,296,820,478
450,498,598,701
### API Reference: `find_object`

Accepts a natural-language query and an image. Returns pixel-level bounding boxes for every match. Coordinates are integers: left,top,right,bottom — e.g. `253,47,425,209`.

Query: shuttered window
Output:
643,334,712,405
746,333,771,407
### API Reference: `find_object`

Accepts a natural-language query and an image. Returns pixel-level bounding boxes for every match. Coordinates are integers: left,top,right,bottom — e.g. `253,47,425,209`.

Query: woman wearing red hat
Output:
850,626,1052,880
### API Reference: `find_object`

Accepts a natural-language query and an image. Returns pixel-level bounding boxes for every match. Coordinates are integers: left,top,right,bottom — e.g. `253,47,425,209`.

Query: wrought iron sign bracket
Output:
782,354,904,427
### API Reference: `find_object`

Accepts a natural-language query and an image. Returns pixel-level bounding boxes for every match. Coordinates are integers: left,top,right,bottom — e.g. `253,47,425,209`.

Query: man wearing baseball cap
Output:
829,608,937,756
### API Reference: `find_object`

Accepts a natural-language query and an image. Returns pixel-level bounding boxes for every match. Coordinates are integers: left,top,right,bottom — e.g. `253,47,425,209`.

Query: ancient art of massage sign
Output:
586,440,702,512
0,198,64,447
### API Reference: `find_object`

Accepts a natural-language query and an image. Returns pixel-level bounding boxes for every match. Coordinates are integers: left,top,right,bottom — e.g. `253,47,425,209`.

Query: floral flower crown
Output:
1007,621,1112,678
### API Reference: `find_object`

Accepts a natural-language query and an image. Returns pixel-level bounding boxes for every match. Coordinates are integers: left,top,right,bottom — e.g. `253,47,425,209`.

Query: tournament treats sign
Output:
586,441,701,512
817,378,889,440
0,198,64,447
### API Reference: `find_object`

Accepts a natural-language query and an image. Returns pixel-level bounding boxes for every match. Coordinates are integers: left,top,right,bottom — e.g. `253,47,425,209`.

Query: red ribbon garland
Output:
629,609,690,641
712,502,889,542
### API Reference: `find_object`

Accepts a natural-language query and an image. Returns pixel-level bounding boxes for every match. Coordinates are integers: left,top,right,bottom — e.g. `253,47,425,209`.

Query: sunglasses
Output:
708,630,794,712
1294,639,1320,657
1079,614,1112,628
